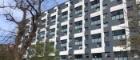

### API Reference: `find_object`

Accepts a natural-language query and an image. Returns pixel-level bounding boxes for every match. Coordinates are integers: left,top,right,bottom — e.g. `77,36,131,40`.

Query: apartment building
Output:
36,0,140,60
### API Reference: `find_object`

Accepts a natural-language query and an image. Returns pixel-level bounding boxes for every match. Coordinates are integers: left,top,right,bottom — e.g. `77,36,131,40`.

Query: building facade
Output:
36,0,140,60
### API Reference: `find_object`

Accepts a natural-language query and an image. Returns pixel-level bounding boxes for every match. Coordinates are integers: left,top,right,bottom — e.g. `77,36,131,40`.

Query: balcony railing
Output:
61,15,68,22
75,25,82,29
91,3,100,12
91,20,101,25
61,44,67,47
92,38,101,43
75,10,82,17
75,42,82,45
113,35,126,40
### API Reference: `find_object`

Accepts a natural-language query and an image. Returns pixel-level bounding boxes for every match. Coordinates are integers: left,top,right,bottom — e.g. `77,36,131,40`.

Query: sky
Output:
0,0,68,44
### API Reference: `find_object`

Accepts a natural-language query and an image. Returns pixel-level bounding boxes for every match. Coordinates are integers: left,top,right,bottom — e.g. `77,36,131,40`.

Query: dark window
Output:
114,51,128,60
91,15,101,28
90,0,100,12
112,29,126,40
110,0,122,4
75,6,82,17
75,55,83,59
74,21,82,33
92,53,102,59
49,15,56,25
111,9,124,23
61,25,67,36
75,37,82,46
91,33,101,48
60,39,67,51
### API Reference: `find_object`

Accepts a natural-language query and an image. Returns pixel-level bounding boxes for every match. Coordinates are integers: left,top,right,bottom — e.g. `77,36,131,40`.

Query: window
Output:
50,15,56,25
91,34,101,43
91,33,102,48
37,31,45,41
61,11,68,22
111,9,124,22
60,39,67,51
75,6,82,17
60,55,67,60
75,37,82,46
112,29,126,40
91,15,101,27
110,0,122,4
92,53,102,60
114,51,128,60
74,21,82,33
75,55,83,60
90,0,100,12
61,25,67,36
49,28,55,38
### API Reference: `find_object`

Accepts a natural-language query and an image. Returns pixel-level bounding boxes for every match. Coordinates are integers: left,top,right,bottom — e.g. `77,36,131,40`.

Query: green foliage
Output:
30,42,59,60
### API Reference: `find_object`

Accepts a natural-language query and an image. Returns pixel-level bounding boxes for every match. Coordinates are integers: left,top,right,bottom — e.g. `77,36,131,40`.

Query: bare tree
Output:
0,0,55,60
126,0,140,60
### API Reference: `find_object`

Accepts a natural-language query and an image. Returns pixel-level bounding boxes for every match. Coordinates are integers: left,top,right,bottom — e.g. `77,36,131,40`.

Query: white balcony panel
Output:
60,35,68,40
59,51,68,55
61,21,68,26
74,17,83,22
49,38,55,42
110,4,124,12
91,29,101,34
74,49,84,54
61,8,69,12
111,24,125,31
91,47,104,53
74,32,83,38
50,25,56,29
113,46,127,51
74,2,83,8
90,11,100,18
50,12,57,16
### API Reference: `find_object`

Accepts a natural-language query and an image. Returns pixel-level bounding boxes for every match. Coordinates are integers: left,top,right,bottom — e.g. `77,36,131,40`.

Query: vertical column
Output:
82,0,86,53
122,0,130,44
123,0,130,59
100,0,105,54
82,0,86,60
45,12,48,43
67,2,71,59
55,7,59,48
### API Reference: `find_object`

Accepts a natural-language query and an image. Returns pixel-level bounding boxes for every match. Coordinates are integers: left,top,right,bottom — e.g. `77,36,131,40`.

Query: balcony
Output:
61,43,67,47
75,10,82,17
75,42,82,45
90,3,100,13
60,15,68,22
92,38,101,43
113,35,126,40
91,20,101,26
75,25,82,29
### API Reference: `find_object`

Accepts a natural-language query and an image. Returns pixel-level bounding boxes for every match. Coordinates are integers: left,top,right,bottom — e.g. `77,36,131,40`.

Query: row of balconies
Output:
59,51,128,60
